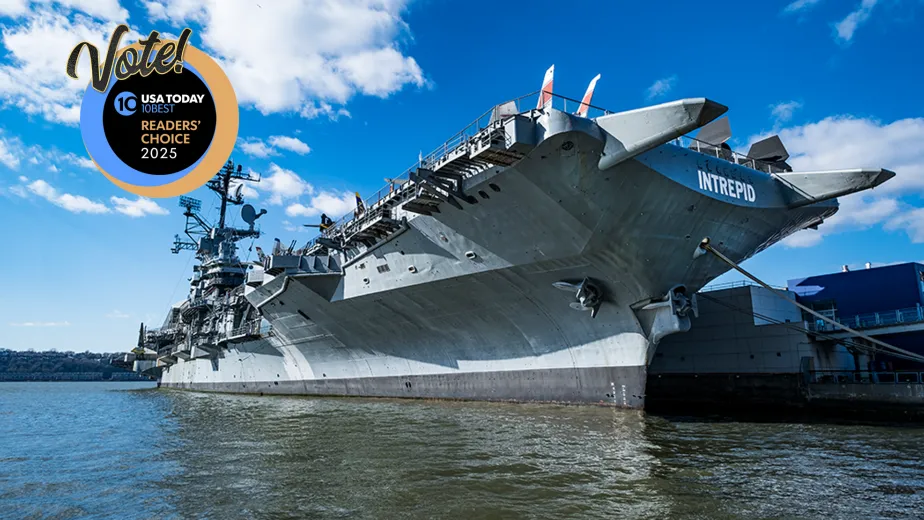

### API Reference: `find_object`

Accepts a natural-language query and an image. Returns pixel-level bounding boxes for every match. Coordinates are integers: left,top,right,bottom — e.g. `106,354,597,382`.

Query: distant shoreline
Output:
0,372,152,382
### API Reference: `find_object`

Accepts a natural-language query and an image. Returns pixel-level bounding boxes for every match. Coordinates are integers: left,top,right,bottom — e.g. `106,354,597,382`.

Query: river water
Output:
0,382,921,519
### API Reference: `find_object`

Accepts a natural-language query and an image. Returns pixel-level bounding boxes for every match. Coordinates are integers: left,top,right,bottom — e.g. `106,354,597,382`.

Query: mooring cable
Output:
697,237,924,363
696,292,924,363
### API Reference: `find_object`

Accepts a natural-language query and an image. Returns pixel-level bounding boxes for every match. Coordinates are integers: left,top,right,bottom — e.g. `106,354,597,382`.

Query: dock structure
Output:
649,263,924,419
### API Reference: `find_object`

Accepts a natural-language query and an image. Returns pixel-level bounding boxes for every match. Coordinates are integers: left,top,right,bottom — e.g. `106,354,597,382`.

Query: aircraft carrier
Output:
129,67,894,408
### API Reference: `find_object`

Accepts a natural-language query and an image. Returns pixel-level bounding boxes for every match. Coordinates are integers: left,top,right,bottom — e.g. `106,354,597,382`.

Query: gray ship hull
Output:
158,112,837,408
160,341,647,407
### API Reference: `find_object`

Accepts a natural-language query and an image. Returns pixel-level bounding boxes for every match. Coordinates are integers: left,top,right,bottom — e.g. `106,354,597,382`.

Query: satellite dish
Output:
233,183,244,199
241,204,257,225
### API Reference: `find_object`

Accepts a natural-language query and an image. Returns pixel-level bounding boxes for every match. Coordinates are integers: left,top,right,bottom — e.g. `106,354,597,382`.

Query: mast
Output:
219,165,230,229
171,159,263,256
207,159,259,231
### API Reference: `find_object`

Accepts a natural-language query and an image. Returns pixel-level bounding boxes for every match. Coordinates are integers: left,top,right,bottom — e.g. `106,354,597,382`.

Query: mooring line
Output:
698,238,924,363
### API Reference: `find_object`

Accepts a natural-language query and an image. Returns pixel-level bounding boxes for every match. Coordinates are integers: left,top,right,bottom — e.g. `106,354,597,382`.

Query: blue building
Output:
788,262,924,369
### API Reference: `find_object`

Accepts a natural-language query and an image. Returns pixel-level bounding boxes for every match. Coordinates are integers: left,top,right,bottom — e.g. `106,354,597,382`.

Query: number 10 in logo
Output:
114,92,136,116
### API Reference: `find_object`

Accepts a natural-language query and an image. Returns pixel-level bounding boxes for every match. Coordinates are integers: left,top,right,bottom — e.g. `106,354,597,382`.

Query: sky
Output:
0,0,922,353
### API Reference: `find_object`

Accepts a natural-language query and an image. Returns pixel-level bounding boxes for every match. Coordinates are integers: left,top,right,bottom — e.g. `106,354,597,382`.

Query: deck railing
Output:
218,319,272,342
672,136,790,175
300,91,612,252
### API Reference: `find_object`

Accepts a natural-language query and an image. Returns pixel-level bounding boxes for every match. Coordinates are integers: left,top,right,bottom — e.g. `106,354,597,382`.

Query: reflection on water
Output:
1,382,922,519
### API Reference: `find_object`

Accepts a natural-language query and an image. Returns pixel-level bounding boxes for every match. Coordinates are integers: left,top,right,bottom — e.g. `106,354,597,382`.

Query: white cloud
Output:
110,196,170,217
0,0,29,17
239,135,311,157
267,135,310,155
783,0,823,13
281,220,303,233
646,75,676,100
27,179,110,213
105,310,130,319
9,320,71,327
775,116,924,194
0,133,21,169
0,8,140,125
239,138,279,159
229,179,259,200
886,208,924,243
144,0,425,118
52,150,95,170
258,163,313,205
781,228,824,248
285,190,356,219
299,101,351,120
0,129,96,172
36,0,128,22
770,100,802,124
835,0,879,42
761,115,924,247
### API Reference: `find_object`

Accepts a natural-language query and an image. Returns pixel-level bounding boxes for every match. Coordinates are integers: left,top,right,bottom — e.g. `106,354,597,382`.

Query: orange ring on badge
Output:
93,44,238,198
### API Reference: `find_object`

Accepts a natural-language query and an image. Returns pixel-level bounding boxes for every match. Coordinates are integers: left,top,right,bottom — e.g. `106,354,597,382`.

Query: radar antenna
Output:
170,160,265,255
206,160,261,229
171,196,210,253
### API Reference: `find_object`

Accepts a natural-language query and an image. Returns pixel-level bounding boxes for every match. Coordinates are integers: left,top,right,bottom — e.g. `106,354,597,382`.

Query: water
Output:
1,382,922,519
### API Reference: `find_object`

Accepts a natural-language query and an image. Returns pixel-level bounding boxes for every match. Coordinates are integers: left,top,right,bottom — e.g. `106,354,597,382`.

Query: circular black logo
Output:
103,68,217,175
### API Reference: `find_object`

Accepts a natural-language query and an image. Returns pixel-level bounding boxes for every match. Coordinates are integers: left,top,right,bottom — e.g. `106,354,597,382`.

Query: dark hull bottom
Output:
646,373,924,422
160,365,648,409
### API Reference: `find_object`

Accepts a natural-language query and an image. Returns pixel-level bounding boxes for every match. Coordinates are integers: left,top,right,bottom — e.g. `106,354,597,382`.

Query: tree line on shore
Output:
0,348,123,374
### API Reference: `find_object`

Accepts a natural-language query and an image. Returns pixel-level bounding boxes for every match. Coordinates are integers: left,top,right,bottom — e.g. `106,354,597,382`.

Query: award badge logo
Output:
66,25,238,198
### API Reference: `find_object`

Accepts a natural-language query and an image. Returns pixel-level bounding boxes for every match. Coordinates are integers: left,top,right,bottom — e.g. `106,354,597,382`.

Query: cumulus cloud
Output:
886,208,924,243
285,190,356,219
267,135,310,155
239,138,279,159
26,179,110,213
759,115,924,247
646,75,676,100
835,0,879,43
8,176,169,217
0,7,139,125
238,135,311,158
144,0,426,118
257,163,313,205
110,196,170,217
229,179,259,200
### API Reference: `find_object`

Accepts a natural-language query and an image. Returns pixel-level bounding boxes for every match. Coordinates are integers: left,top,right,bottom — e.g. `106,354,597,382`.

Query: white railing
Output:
700,280,786,293
807,305,924,332
301,91,612,253
218,319,272,342
672,136,789,175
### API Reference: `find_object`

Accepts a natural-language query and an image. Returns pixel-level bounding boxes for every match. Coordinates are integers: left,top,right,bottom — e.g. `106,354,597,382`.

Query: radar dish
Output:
241,204,257,225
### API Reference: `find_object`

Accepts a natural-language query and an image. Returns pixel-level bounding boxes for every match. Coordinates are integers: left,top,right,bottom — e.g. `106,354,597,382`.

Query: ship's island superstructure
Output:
130,68,894,408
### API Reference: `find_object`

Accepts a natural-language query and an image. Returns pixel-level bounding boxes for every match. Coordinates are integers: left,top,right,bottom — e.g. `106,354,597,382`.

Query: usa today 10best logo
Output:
67,25,238,198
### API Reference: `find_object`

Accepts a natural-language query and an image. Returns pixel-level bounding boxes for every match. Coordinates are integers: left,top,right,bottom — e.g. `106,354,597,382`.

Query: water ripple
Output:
0,383,922,519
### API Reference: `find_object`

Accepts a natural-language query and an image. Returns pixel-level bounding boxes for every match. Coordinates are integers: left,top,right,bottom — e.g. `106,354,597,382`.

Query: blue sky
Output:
0,0,922,353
